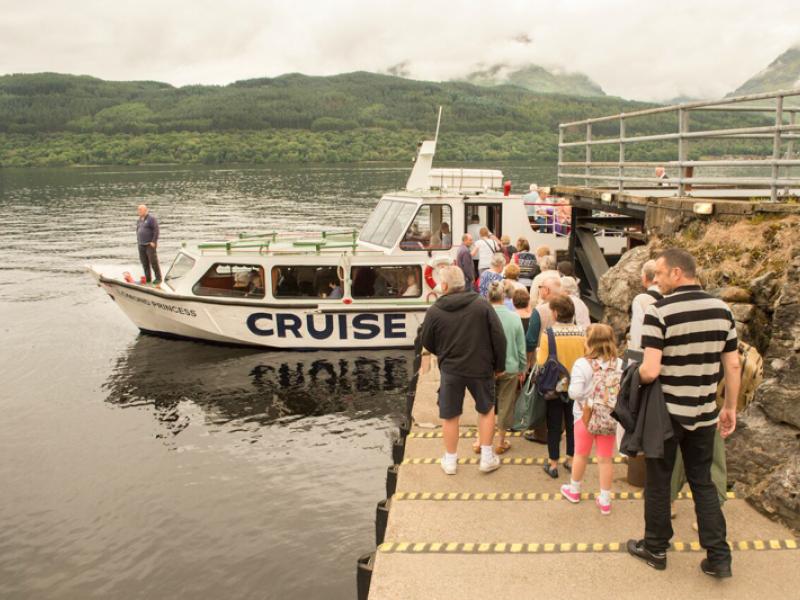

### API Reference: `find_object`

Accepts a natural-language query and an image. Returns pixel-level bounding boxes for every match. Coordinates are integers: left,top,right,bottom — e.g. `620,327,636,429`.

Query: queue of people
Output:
419,246,742,579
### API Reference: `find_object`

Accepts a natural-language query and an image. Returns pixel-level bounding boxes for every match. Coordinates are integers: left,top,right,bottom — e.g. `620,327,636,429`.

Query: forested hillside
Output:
0,72,771,167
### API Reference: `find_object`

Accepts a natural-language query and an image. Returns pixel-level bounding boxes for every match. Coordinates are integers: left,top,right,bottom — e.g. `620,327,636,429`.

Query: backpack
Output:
582,359,621,436
715,341,763,411
537,328,570,402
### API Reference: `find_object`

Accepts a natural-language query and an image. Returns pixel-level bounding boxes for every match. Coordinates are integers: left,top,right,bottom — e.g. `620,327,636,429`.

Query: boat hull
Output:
96,275,425,350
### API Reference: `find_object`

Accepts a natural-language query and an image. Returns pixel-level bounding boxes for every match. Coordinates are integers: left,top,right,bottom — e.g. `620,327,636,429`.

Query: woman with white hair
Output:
528,253,560,305
561,276,591,329
478,253,506,298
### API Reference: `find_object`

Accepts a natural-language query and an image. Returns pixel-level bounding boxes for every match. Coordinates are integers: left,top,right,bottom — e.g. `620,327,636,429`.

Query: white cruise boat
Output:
89,131,625,350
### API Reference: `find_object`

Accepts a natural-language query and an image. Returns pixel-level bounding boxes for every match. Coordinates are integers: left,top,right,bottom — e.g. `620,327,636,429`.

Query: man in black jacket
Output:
420,265,507,475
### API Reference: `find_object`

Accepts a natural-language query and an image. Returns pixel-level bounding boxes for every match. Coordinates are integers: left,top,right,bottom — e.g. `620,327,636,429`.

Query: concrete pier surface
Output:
368,359,799,600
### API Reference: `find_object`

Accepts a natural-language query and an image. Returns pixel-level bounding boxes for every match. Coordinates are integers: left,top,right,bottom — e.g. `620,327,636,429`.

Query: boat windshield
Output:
359,199,417,247
165,253,196,282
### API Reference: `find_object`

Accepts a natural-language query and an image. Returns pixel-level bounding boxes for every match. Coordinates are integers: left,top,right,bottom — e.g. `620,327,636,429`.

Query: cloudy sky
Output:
1,0,797,101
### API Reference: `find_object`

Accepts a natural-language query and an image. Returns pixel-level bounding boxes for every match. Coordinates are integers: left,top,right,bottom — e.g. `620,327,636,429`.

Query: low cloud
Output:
0,0,798,101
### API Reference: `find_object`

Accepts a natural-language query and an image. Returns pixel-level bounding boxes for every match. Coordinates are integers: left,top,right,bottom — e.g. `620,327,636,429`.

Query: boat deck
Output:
366,359,800,599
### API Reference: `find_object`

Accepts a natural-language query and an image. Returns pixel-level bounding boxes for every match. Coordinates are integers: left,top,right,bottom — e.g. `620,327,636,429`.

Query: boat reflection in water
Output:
103,335,413,434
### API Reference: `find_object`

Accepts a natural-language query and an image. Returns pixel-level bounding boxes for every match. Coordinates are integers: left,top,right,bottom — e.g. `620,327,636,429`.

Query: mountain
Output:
730,45,800,96
0,70,770,167
0,70,633,136
460,63,605,97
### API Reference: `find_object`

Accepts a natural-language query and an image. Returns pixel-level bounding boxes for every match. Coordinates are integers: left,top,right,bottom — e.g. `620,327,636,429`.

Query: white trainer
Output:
479,454,501,473
441,458,457,475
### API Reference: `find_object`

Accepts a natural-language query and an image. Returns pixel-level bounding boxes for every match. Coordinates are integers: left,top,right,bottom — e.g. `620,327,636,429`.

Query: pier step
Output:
397,459,637,494
383,497,790,544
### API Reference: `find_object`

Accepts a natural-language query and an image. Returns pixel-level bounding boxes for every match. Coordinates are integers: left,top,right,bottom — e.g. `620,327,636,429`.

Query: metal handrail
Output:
557,88,800,201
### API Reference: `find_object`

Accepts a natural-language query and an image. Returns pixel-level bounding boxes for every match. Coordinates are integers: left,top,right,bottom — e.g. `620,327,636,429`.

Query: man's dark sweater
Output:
420,290,506,377
137,213,160,246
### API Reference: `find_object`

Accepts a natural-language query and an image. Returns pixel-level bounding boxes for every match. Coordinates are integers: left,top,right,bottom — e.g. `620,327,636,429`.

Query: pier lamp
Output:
692,202,714,215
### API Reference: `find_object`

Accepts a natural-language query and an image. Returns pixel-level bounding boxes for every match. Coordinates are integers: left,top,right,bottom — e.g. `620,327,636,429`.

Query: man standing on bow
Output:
136,204,162,285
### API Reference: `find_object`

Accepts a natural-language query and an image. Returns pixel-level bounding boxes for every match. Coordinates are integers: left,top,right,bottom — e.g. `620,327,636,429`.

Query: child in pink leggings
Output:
561,324,622,515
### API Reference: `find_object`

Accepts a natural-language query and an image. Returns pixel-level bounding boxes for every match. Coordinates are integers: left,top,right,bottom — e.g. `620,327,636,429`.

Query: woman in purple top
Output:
478,253,505,298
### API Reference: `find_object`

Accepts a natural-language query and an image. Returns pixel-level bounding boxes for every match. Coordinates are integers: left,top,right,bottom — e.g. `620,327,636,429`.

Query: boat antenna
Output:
434,106,442,142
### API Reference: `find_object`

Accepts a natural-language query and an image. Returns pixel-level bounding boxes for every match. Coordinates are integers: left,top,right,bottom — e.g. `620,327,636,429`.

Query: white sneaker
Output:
441,458,457,475
479,454,501,473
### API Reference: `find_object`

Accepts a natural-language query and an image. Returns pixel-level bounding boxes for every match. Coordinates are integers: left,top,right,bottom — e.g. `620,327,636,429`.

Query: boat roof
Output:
180,186,525,260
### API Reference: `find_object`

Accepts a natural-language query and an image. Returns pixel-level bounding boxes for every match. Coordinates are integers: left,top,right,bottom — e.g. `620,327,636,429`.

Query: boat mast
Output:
405,106,442,192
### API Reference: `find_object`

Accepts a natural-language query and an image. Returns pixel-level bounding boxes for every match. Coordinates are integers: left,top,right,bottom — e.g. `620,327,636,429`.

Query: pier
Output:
355,89,800,599
361,358,799,599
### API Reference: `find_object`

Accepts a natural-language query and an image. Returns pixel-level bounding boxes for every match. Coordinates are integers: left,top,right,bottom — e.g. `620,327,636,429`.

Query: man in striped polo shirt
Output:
627,248,740,578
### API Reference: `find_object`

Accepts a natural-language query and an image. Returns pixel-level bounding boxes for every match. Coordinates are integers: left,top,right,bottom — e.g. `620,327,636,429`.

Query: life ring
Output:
425,290,439,303
424,256,454,292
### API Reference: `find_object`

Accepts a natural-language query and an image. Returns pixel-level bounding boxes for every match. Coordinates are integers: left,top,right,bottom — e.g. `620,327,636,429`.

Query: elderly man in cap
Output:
136,204,162,285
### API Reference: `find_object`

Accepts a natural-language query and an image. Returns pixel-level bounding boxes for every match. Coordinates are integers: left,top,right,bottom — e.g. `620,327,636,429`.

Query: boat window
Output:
192,263,265,298
272,266,341,299
400,205,452,251
165,253,196,283
359,199,417,247
351,265,422,298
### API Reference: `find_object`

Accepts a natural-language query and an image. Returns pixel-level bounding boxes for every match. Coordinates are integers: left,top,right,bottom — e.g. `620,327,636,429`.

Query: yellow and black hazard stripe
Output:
407,431,526,439
392,491,739,502
402,457,626,466
378,539,799,555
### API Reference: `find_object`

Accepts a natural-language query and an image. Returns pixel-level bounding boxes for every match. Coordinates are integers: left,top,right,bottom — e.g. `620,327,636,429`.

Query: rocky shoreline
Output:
597,218,800,532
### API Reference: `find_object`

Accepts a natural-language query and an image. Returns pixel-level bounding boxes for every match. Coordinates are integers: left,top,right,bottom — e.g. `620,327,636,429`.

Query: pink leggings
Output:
573,418,616,458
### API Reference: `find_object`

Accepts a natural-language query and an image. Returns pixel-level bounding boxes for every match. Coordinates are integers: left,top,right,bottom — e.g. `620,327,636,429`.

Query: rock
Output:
726,256,800,532
770,358,786,371
597,246,652,343
598,246,651,312
750,271,781,309
727,407,800,532
719,286,752,303
730,303,755,323
757,378,800,430
601,308,630,346
734,306,772,355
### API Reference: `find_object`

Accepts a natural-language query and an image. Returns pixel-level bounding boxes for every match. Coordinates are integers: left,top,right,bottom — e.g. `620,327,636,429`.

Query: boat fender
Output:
424,255,453,294
356,552,374,600
375,498,389,546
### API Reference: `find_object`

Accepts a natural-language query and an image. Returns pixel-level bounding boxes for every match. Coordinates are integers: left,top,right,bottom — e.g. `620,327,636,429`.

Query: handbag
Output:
537,328,570,402
512,366,547,431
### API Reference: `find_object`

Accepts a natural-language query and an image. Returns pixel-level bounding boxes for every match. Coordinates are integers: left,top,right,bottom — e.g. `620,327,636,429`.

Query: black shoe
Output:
626,539,667,570
543,464,558,479
700,558,732,578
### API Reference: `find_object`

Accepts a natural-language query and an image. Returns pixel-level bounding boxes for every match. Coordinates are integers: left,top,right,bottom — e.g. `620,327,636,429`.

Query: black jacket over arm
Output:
615,363,674,458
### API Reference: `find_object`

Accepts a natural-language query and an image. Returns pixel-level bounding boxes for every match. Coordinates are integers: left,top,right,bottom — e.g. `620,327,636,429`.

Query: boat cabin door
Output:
465,203,502,239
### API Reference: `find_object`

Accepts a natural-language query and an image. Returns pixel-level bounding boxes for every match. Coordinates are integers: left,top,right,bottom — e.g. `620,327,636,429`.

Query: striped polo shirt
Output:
641,285,738,430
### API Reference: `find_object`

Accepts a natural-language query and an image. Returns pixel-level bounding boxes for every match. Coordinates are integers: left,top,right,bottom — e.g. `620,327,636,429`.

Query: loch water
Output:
0,162,554,599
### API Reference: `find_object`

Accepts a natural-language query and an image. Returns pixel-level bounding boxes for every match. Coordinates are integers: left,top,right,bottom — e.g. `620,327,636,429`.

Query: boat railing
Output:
523,201,625,238
557,88,800,201
195,229,389,256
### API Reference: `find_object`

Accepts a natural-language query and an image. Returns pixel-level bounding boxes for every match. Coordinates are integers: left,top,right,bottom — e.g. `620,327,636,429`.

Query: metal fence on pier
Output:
557,88,800,201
